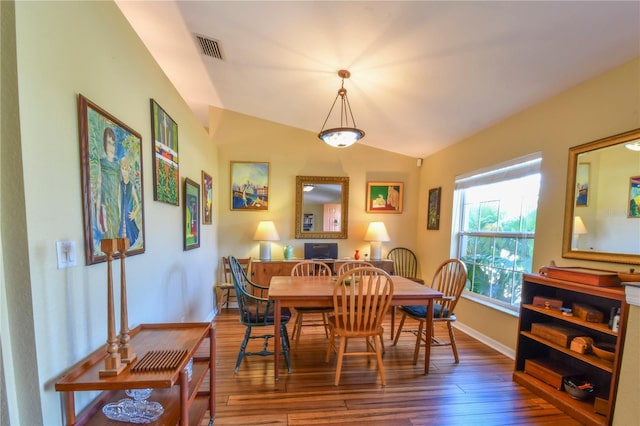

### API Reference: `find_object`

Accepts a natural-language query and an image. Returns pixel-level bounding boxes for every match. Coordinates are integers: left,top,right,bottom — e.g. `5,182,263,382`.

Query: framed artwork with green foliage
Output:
427,187,441,230
184,177,200,250
150,99,179,205
78,94,145,264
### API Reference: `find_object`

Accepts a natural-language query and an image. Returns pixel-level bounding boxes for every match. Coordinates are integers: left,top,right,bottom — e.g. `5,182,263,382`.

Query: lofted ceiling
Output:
116,1,640,158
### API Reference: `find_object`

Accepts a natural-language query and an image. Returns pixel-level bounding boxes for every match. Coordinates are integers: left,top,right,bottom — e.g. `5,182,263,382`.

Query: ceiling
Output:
116,1,640,159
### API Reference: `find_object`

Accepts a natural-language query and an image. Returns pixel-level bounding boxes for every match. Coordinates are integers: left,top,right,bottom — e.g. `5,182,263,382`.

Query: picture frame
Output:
150,99,179,205
575,162,590,207
183,177,200,250
78,94,145,265
628,176,640,218
230,161,269,210
202,170,213,224
366,182,404,213
427,187,441,230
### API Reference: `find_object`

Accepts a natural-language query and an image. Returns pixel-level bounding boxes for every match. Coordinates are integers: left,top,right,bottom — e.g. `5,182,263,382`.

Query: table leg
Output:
274,299,281,381
209,325,216,420
390,306,396,340
424,300,433,375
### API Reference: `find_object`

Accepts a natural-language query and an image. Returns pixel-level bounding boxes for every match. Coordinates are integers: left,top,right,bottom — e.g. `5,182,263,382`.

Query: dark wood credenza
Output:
250,259,395,285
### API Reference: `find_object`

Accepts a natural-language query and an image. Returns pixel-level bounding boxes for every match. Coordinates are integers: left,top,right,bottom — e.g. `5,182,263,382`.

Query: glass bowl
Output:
125,388,152,401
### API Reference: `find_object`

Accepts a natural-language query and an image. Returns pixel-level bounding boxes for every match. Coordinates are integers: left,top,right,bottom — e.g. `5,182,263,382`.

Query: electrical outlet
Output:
56,240,77,269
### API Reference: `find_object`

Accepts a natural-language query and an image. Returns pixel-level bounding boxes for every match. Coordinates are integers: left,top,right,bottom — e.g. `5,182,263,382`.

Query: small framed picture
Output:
628,176,640,218
202,171,213,224
78,94,145,265
427,187,441,230
575,163,589,207
150,99,179,206
366,182,403,213
230,161,269,210
183,177,200,250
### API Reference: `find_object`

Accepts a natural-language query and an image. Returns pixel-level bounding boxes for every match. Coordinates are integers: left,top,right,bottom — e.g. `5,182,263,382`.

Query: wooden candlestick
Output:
99,239,126,377
117,238,137,364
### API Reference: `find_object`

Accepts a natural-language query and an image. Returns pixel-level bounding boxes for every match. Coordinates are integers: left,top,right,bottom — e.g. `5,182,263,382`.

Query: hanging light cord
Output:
320,78,358,131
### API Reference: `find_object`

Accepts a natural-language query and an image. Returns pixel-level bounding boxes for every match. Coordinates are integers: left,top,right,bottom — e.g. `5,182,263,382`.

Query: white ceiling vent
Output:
195,34,224,60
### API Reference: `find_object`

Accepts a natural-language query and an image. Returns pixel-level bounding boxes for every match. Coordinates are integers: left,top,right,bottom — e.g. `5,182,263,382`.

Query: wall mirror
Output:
562,128,640,264
295,176,349,239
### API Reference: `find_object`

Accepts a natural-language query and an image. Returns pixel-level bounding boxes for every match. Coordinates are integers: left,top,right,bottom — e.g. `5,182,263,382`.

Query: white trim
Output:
455,321,516,360
462,291,520,316
206,309,216,322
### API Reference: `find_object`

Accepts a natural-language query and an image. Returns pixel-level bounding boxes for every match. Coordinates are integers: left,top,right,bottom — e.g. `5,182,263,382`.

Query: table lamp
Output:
254,221,280,260
364,221,390,260
572,216,587,249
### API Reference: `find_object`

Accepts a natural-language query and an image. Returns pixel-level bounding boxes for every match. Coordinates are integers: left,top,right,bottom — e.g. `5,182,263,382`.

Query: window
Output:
452,154,542,309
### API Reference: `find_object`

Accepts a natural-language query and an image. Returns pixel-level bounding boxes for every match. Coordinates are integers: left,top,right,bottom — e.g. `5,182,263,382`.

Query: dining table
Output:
268,274,443,381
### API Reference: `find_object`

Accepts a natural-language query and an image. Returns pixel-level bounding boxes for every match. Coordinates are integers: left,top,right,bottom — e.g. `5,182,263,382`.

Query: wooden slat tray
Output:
545,266,620,287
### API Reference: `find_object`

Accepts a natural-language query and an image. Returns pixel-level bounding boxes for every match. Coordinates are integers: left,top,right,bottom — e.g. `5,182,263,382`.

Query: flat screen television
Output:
304,243,338,260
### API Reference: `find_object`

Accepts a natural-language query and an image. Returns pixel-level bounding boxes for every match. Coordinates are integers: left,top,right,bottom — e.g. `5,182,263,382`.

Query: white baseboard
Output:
454,321,515,360
206,309,216,322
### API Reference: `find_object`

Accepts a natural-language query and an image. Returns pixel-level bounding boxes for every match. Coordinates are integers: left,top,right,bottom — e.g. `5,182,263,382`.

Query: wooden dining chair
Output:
387,247,421,282
336,261,373,275
228,256,291,373
325,266,394,385
290,261,333,350
392,259,467,364
214,256,251,310
386,247,422,340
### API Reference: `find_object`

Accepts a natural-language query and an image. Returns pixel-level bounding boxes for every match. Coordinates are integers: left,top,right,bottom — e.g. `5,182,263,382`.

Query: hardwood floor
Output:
205,309,581,425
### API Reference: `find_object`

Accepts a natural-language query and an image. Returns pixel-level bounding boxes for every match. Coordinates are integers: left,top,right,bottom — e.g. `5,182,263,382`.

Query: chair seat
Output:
244,307,292,324
217,282,234,289
400,303,450,319
295,306,333,312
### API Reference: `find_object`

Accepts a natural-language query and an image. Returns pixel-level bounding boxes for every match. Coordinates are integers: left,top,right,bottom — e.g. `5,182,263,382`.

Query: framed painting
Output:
575,163,589,207
366,182,404,213
78,94,145,265
150,99,179,205
427,187,441,230
202,170,213,224
184,177,200,250
230,161,269,210
628,176,640,218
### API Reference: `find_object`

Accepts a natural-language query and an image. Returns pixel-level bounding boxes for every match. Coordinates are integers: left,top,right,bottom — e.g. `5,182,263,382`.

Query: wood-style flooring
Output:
205,308,580,425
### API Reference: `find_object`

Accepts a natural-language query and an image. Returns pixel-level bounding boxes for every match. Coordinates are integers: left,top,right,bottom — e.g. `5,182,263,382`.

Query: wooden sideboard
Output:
55,322,215,426
251,259,395,285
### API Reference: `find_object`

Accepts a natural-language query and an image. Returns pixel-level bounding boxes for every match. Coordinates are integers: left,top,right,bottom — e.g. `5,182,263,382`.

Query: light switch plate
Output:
56,240,77,269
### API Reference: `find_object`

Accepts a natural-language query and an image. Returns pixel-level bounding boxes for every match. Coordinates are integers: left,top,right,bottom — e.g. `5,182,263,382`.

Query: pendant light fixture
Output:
318,69,365,148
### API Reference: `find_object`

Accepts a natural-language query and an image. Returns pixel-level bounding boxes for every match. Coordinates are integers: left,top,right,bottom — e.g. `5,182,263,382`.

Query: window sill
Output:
461,291,519,317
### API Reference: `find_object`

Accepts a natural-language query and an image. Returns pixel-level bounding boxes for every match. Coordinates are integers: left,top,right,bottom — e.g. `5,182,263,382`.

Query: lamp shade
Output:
253,221,280,261
253,221,280,241
364,222,390,242
573,216,588,235
319,128,364,148
365,222,390,261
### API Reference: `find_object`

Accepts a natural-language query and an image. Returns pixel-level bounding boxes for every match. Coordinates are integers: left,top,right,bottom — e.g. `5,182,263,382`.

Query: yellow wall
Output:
210,108,423,272
5,1,218,423
419,57,640,423
3,0,639,423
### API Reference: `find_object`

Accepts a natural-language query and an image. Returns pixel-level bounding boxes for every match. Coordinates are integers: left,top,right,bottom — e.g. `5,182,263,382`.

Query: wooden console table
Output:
55,322,215,426
251,259,395,285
